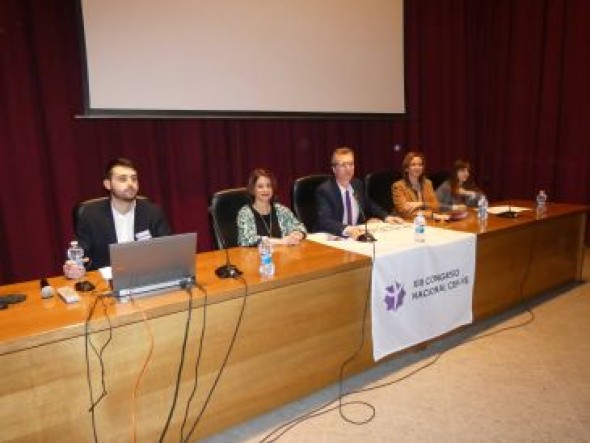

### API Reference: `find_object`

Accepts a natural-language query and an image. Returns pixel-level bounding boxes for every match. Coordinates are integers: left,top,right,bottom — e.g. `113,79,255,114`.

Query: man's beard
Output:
111,187,137,202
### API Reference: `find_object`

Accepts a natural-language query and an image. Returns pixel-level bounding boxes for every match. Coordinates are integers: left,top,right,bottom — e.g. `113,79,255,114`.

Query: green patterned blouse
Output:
237,203,307,246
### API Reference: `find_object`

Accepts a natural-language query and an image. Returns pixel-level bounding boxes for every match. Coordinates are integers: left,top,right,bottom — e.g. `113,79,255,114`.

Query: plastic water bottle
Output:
478,217,488,233
67,240,84,266
66,240,86,279
413,211,426,243
536,190,547,216
477,194,488,221
258,236,275,277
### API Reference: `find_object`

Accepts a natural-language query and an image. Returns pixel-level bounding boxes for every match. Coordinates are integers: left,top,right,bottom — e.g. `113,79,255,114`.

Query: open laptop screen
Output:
109,232,196,298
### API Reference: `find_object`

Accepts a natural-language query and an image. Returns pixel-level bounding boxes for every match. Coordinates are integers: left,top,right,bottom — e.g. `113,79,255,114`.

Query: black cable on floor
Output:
158,281,194,442
180,282,209,441
84,293,114,443
261,239,378,441
183,274,250,443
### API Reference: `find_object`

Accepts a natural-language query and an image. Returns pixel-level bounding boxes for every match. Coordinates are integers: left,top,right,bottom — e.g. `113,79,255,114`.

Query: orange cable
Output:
129,297,155,443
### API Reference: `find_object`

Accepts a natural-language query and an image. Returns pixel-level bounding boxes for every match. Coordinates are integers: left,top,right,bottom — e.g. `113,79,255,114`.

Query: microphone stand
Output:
353,191,376,243
209,208,243,278
497,201,518,218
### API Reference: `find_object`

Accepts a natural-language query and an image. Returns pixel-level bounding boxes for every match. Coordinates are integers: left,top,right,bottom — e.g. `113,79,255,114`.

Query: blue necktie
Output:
345,190,353,226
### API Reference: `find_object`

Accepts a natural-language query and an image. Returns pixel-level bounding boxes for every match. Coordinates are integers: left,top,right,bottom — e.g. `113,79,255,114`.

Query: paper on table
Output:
487,205,531,215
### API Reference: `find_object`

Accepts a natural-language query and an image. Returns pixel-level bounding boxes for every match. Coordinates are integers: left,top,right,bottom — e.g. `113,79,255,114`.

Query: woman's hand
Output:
283,231,305,246
458,188,477,199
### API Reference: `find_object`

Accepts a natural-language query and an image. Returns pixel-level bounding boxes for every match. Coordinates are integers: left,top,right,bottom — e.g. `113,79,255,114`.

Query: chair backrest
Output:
429,170,449,190
364,170,401,214
209,187,251,249
73,197,109,231
72,196,148,232
291,174,331,232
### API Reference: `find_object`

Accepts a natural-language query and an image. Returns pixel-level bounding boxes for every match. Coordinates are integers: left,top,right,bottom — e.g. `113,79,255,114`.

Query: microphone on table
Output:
40,278,56,299
353,191,376,243
209,208,243,279
497,200,518,218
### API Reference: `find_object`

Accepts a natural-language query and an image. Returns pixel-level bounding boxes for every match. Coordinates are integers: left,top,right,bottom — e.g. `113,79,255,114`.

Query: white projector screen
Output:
80,0,405,117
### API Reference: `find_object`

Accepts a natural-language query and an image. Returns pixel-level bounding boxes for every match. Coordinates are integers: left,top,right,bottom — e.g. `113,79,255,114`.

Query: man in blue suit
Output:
64,158,171,275
315,147,402,239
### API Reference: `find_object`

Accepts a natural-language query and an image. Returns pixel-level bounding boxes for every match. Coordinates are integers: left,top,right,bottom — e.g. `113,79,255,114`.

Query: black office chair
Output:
364,171,402,214
72,197,109,232
72,196,148,231
209,187,251,249
291,174,330,232
429,170,449,190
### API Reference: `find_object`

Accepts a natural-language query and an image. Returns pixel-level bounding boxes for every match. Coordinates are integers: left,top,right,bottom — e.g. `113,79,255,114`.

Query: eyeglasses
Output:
333,162,355,168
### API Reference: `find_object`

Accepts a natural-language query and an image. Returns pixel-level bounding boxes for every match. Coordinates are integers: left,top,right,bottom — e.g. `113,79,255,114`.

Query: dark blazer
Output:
314,177,392,236
76,198,171,270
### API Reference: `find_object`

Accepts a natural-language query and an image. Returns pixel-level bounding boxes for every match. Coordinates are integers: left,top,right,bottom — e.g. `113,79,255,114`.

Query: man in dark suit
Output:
64,158,171,274
315,147,403,239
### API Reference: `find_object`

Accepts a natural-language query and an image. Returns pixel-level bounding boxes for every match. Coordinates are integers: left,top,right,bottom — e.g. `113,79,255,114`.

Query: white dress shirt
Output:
111,201,136,243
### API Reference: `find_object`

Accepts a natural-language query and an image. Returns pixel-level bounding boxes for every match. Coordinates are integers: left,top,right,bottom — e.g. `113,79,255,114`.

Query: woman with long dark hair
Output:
435,160,482,212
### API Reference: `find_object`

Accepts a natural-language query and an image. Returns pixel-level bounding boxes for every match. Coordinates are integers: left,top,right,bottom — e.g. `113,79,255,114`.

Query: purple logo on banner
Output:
384,281,406,311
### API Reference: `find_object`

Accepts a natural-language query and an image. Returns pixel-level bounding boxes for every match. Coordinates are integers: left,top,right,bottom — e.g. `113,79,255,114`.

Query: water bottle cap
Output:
70,240,78,246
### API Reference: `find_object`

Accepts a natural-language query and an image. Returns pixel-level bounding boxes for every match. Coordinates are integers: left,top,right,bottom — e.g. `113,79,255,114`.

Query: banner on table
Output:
371,235,475,361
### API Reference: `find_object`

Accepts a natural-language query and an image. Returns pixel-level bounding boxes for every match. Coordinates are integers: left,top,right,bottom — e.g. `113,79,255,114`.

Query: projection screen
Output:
79,0,405,117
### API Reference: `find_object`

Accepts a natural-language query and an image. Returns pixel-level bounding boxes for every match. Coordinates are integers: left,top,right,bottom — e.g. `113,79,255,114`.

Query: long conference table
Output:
0,201,587,442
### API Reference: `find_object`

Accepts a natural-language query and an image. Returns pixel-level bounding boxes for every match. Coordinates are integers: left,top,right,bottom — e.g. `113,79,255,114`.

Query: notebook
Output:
109,232,196,298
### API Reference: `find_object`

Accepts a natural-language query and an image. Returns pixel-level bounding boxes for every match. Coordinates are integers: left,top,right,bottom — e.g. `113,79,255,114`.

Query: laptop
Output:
109,232,197,298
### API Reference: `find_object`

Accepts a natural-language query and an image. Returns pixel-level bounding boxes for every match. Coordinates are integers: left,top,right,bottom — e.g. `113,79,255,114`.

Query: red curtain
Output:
1,0,589,284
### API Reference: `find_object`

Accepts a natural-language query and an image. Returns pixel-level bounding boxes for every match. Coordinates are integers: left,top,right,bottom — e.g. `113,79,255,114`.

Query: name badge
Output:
135,230,152,241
